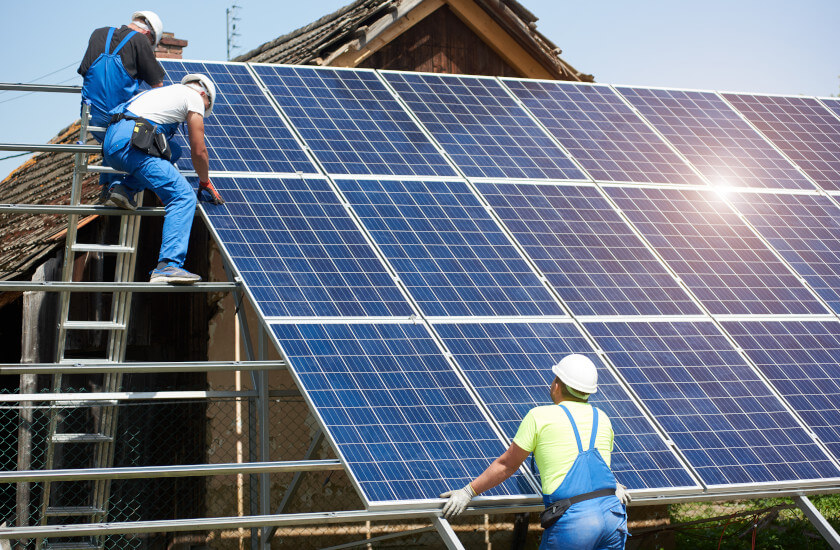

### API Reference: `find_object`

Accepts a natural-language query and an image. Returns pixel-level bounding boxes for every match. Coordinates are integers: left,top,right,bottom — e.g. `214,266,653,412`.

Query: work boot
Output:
149,265,202,284
104,184,137,211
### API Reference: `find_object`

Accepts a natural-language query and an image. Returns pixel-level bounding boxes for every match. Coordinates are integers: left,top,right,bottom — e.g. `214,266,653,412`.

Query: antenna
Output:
226,4,242,61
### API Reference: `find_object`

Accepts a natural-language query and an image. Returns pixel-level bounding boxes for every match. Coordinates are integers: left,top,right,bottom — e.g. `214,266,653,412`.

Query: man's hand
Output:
615,483,631,506
439,483,476,519
198,179,225,205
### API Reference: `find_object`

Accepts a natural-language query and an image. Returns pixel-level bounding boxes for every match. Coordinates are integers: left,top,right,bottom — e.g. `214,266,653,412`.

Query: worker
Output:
440,354,630,549
101,74,224,284
77,11,165,194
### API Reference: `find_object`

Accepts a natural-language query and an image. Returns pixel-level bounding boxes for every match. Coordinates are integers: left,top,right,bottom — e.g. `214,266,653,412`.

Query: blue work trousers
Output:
540,495,627,550
86,105,118,189
102,119,195,267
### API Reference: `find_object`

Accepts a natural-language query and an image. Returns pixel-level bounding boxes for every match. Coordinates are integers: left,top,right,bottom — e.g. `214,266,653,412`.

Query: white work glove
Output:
615,483,632,506
439,483,477,519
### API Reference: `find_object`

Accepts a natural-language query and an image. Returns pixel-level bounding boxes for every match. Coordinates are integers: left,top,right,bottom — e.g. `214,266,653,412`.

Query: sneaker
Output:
149,265,202,284
104,184,137,211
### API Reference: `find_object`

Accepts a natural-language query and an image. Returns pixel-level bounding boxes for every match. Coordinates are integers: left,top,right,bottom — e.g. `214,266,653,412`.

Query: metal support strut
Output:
795,496,840,549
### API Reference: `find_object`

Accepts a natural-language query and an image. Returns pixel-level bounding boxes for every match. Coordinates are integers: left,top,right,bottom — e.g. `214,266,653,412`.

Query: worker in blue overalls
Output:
77,11,165,197
102,74,224,284
440,354,630,549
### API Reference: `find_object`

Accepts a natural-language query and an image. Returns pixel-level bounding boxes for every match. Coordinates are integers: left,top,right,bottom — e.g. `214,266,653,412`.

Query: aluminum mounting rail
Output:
0,204,168,216
0,83,81,93
0,360,286,375
0,281,238,293
0,143,100,153
0,460,343,483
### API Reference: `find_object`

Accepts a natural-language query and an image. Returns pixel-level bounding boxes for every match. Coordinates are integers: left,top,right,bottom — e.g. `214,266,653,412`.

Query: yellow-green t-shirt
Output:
512,401,614,495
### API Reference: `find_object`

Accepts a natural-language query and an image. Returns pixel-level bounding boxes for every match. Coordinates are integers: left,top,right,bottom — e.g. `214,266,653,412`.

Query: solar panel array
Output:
155,59,840,506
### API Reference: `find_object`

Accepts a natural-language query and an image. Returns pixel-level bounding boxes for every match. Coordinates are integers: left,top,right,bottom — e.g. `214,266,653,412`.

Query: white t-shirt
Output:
126,84,204,125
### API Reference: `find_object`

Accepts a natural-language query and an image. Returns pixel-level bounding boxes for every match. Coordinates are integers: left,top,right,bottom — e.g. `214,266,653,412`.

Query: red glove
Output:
198,179,225,205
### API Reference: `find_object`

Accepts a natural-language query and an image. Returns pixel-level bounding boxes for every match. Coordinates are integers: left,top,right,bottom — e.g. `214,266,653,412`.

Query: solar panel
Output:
502,79,703,185
271,322,537,504
158,60,317,174
728,192,840,314
585,320,840,487
475,182,702,316
721,320,840,464
250,64,456,177
382,71,586,180
722,93,840,192
337,178,564,317
202,176,413,317
606,186,828,315
615,86,814,190
433,321,698,490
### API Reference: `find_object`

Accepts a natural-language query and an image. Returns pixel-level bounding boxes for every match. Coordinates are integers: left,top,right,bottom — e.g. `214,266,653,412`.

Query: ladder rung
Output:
51,433,112,444
71,243,135,254
43,542,98,550
44,506,105,517
62,321,126,331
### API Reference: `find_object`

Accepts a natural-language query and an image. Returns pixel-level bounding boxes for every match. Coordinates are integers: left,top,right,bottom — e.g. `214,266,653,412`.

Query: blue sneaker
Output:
149,265,202,284
104,184,137,211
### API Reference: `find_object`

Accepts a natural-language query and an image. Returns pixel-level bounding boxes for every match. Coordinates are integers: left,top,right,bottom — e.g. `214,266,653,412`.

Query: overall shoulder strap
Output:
588,406,599,451
557,404,583,453
104,27,116,55
111,30,138,56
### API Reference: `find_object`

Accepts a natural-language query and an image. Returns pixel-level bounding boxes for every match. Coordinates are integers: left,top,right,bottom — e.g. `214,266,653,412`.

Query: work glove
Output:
439,483,476,519
615,483,631,506
198,179,225,205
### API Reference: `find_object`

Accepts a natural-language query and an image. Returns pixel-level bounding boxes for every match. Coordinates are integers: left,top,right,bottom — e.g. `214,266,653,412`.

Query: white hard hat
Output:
181,73,217,117
551,354,598,395
132,11,164,47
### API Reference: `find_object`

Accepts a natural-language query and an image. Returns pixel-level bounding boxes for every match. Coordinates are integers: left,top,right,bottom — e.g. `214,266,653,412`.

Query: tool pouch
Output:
129,118,172,161
539,499,571,529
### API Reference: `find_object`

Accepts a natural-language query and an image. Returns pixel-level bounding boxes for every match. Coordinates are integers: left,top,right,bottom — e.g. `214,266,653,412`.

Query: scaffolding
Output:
0,82,838,550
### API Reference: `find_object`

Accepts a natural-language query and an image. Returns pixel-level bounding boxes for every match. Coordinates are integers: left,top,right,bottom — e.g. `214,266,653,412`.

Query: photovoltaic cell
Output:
615,86,813,190
271,322,536,503
203,176,413,317
722,320,840,463
606,186,827,315
723,93,840,191
434,321,697,490
158,60,316,174
586,320,840,486
728,192,840,314
251,65,455,177
382,71,586,180
502,79,703,185
476,182,701,316
337,179,564,317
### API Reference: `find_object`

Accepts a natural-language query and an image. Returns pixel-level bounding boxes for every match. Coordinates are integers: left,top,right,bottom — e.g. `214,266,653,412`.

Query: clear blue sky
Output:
1,0,838,180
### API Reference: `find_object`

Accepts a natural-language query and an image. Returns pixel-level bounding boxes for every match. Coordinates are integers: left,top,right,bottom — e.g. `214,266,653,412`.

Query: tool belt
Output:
540,488,616,529
110,113,172,161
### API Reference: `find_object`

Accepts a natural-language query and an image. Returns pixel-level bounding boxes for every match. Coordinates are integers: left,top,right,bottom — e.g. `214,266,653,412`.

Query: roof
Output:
235,0,592,81
0,122,99,281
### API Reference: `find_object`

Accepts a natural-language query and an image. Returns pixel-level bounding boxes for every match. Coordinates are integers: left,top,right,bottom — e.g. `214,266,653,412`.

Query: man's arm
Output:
186,112,209,182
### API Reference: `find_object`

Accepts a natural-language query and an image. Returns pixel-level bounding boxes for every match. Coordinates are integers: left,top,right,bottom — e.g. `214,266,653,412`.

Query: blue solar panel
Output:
337,179,564,317
250,65,455,177
271,322,536,504
434,321,697,490
723,93,840,192
606,186,828,315
615,86,814,190
158,60,316,174
502,79,703,185
722,320,840,464
728,192,840,314
203,176,413,317
475,182,702,316
586,320,840,486
382,71,586,180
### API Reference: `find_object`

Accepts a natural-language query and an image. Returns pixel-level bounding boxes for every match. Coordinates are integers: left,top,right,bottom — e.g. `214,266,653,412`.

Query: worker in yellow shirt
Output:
440,354,629,549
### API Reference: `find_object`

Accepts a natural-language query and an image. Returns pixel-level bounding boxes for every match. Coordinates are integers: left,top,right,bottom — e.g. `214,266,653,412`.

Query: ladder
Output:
35,106,143,550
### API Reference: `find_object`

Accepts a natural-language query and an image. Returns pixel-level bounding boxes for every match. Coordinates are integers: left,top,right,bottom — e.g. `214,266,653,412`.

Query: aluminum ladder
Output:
36,107,142,550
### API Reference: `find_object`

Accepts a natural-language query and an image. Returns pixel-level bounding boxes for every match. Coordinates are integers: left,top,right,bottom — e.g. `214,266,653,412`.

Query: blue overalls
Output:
539,404,628,550
80,27,139,189
102,99,195,268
